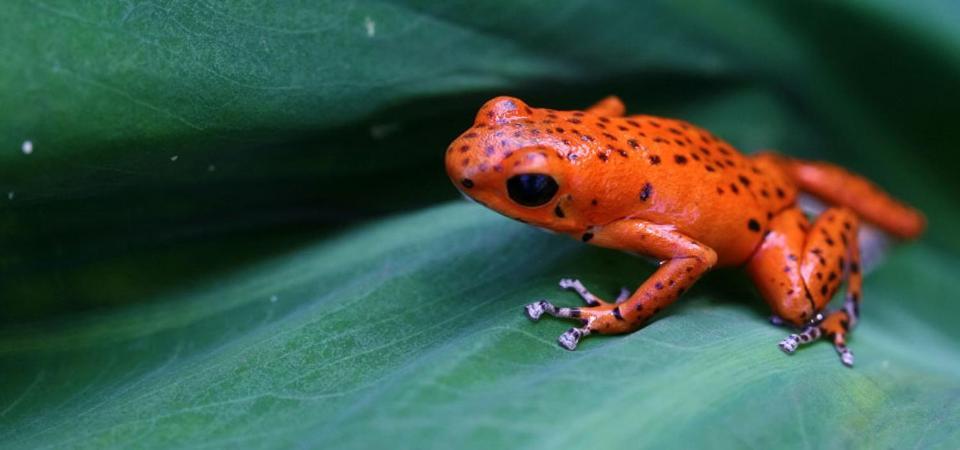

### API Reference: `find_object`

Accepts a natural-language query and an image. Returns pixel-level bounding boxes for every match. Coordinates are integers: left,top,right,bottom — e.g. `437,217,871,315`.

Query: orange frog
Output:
445,96,925,367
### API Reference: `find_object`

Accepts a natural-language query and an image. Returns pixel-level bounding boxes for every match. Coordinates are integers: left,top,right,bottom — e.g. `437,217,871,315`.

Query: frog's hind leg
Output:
798,207,863,367
746,206,863,366
758,151,925,239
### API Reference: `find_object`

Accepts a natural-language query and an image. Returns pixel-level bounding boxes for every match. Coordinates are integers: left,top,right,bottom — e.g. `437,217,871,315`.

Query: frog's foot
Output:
778,310,855,367
557,325,593,351
832,336,855,367
778,325,821,354
558,278,626,306
524,300,628,350
820,309,855,367
524,299,581,322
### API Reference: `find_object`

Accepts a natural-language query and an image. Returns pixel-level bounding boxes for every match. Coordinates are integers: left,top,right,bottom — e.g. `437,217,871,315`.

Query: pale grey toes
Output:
779,325,819,353
779,325,822,355
615,287,631,303
835,343,855,368
558,278,602,306
843,302,859,329
558,278,628,305
779,334,800,354
778,325,855,367
524,301,549,321
527,290,594,351
769,315,786,326
524,300,578,321
839,350,855,367
558,327,590,351
525,299,592,351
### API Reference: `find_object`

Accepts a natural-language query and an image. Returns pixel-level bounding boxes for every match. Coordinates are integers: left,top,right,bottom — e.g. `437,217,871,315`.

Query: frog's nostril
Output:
461,178,475,189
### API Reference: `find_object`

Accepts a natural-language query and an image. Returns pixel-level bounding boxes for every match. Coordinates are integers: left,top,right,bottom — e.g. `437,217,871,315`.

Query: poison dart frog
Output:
445,96,925,367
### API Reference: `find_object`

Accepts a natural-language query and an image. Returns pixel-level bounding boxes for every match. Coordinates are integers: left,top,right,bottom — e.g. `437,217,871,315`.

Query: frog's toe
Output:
557,327,591,351
524,301,637,351
523,300,583,322
821,311,856,368
524,300,549,321
778,335,800,354
836,345,855,367
778,325,820,355
776,311,857,367
779,332,855,367
558,278,611,306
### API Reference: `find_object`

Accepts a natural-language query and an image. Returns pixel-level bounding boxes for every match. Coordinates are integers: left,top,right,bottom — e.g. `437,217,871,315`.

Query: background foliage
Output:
1,1,958,448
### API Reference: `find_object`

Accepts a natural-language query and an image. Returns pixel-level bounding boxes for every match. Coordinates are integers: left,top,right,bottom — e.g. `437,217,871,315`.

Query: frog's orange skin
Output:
445,96,926,367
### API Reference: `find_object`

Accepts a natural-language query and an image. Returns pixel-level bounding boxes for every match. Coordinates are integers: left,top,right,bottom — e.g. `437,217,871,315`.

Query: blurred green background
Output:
1,1,958,448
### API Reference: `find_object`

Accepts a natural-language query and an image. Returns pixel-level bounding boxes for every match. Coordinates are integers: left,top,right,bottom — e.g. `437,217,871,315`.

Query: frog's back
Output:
570,113,797,265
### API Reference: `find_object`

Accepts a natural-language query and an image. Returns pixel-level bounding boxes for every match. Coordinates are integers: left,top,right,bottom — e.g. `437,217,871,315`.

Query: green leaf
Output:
2,1,960,448
2,203,959,448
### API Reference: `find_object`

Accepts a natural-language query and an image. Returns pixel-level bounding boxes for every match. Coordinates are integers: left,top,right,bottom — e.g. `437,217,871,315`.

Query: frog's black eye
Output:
506,174,559,207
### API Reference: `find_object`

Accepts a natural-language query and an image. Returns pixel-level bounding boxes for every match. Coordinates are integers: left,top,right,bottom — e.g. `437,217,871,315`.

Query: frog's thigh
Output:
746,206,812,324
747,206,862,326
800,207,862,326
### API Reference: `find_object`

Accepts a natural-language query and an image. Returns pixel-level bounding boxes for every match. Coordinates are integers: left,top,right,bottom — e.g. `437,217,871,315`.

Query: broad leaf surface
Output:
1,1,959,449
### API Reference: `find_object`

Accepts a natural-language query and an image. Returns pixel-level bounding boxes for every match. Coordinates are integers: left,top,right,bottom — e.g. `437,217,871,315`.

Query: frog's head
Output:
445,96,581,233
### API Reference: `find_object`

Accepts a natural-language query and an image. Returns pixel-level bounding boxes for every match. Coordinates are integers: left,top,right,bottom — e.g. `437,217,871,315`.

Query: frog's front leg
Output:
525,220,718,350
555,278,630,306
557,278,608,306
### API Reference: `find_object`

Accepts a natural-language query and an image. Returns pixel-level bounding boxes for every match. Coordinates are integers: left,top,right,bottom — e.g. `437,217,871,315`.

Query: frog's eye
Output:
506,174,559,207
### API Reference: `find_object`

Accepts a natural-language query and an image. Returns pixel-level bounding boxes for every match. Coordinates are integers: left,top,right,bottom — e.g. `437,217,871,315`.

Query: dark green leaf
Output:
2,204,959,448
1,1,959,448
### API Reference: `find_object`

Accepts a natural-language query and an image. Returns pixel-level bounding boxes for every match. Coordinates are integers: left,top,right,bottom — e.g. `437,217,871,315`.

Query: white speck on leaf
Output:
208,164,216,172
170,155,178,162
270,295,278,303
364,16,375,37
7,192,13,200
21,140,33,155
370,123,400,140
